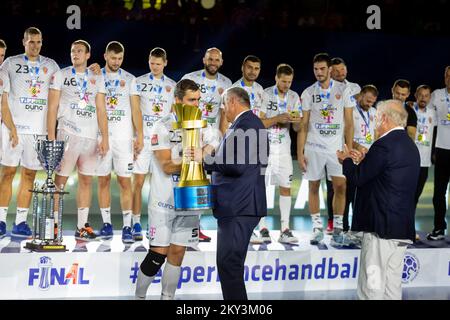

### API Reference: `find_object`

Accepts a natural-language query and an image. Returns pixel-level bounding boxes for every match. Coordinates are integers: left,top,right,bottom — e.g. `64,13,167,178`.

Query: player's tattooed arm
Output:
154,149,182,175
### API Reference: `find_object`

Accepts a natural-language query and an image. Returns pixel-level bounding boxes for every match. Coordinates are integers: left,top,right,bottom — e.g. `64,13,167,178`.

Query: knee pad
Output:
140,250,166,277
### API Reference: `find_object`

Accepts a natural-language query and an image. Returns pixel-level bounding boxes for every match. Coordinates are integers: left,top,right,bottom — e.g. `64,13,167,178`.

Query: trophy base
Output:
24,241,67,252
174,185,214,211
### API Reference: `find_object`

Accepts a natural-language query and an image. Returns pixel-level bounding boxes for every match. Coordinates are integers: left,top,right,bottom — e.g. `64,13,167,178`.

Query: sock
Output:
15,208,29,225
132,214,141,225
334,215,344,232
311,213,323,229
100,207,111,224
258,216,267,230
77,208,89,230
161,262,181,300
135,270,156,300
123,210,132,228
279,196,292,231
0,207,8,222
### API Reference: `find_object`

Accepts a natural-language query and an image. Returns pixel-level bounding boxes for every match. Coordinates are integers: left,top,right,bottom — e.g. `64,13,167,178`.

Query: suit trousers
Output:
217,215,261,300
357,232,408,300
433,148,450,231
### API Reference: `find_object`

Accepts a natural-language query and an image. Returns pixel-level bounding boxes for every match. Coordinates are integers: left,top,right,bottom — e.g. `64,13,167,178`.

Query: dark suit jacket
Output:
343,129,420,242
204,110,269,219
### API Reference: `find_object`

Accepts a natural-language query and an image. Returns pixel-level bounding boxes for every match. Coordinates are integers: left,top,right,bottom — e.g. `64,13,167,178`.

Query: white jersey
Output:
134,73,176,142
182,70,232,129
430,88,450,150
263,85,302,155
102,68,137,141
0,67,8,123
301,80,356,154
342,79,361,97
150,113,219,215
413,103,437,167
231,78,267,117
353,103,376,150
2,54,59,135
50,66,106,139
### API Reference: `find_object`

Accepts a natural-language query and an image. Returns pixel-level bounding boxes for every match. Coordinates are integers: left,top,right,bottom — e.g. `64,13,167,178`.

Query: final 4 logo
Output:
28,256,90,290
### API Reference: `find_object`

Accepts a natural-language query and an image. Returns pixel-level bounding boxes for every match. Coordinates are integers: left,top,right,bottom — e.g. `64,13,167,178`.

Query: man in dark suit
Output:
337,99,420,300
197,87,269,300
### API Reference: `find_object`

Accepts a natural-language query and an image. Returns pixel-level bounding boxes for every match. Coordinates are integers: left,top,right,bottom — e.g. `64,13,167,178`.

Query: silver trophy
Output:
25,139,68,252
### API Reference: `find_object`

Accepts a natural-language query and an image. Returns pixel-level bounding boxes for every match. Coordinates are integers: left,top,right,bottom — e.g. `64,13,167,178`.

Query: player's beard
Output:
107,63,120,73
244,74,257,82
205,64,219,76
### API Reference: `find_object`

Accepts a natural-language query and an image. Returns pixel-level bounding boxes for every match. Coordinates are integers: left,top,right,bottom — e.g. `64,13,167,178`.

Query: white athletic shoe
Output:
310,228,324,245
278,229,299,244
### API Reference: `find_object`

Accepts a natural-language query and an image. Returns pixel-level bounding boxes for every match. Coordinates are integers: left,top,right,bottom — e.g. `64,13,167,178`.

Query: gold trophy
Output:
172,104,214,211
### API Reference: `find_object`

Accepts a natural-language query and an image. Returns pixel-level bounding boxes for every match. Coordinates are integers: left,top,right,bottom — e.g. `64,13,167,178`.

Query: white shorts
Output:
302,148,344,181
97,139,134,177
265,153,293,188
148,208,199,247
55,130,99,177
1,124,44,170
133,140,153,175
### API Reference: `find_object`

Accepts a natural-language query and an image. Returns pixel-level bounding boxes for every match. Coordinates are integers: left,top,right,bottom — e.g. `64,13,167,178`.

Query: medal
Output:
24,54,40,90
365,133,372,144
241,79,256,108
418,134,423,142
72,67,89,105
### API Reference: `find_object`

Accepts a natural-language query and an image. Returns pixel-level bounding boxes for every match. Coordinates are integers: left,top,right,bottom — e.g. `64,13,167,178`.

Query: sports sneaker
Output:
426,229,445,241
75,223,98,241
330,230,353,247
250,231,264,244
278,229,299,244
310,228,324,245
11,221,32,238
199,229,211,242
132,223,143,241
122,226,134,243
260,228,272,243
345,231,362,247
326,220,333,235
99,223,113,239
0,221,6,239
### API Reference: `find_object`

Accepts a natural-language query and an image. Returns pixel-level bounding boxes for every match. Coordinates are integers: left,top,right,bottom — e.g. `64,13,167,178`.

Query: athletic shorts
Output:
97,139,134,177
302,148,344,181
133,139,153,175
55,130,99,177
148,208,199,247
265,153,293,188
1,124,44,170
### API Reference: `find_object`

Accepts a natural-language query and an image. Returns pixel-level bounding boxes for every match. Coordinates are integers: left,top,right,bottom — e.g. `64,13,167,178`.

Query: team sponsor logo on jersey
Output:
151,134,159,146
20,97,47,112
107,109,125,122
71,103,96,118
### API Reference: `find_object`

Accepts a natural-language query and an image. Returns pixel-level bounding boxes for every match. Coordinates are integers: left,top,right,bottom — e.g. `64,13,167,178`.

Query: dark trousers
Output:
327,179,354,232
433,148,450,231
415,167,429,208
217,216,260,300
